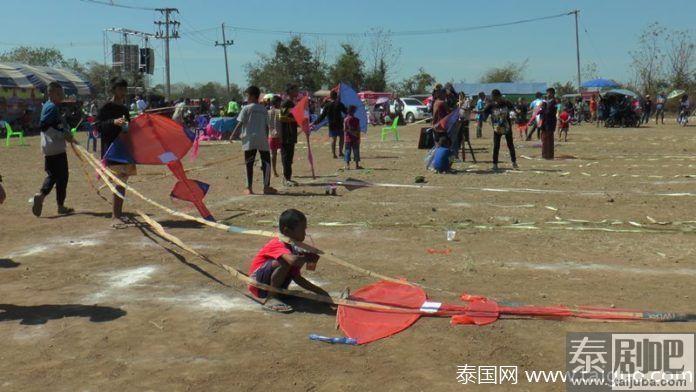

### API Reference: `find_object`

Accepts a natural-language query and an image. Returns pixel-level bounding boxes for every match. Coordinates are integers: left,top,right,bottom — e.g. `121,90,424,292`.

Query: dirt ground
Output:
1,118,695,391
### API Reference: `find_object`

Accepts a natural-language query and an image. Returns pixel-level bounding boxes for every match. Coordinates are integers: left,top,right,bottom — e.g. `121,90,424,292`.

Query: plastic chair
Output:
2,121,25,146
380,117,399,141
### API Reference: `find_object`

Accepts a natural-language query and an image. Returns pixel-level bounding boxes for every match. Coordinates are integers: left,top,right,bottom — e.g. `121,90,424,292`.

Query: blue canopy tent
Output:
581,78,620,89
0,63,93,97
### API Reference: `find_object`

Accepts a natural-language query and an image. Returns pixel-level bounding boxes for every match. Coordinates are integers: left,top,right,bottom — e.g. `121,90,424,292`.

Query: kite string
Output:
70,142,427,289
135,210,425,315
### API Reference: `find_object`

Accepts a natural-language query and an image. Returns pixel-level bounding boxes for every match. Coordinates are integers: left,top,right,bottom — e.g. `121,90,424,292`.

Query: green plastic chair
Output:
380,117,399,141
2,121,25,146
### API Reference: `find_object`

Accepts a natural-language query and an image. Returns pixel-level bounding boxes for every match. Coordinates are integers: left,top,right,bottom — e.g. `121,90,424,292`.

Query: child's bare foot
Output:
111,216,134,230
355,165,364,170
344,165,350,170
263,186,277,195
263,297,293,313
243,188,253,195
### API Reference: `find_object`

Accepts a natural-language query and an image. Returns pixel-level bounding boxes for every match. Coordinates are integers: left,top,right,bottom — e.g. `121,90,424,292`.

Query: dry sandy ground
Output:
1,119,695,391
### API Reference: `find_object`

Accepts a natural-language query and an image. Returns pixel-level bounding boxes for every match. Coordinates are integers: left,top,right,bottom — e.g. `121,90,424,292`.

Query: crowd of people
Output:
3,76,693,312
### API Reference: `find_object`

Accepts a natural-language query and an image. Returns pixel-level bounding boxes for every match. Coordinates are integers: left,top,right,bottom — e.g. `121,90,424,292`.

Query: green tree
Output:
246,36,326,92
328,44,364,89
395,67,436,95
0,46,66,66
364,59,388,91
480,60,528,83
551,81,577,97
83,61,114,99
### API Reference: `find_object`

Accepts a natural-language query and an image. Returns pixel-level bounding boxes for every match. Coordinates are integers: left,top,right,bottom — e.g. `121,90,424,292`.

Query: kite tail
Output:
190,135,200,162
166,160,215,221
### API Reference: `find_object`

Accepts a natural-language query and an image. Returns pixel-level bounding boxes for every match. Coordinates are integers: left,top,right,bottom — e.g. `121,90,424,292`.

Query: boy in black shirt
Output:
483,89,518,171
94,78,132,224
279,84,299,186
314,90,346,159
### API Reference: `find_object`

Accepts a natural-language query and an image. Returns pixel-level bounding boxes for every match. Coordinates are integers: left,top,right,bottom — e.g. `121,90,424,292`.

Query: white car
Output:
390,98,429,123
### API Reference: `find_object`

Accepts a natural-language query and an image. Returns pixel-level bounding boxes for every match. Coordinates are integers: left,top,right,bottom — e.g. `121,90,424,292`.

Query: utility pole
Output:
572,9,582,92
155,8,179,101
215,23,234,94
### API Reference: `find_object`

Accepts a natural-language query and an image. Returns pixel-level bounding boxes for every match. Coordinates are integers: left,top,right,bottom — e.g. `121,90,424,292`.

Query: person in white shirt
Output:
136,95,147,114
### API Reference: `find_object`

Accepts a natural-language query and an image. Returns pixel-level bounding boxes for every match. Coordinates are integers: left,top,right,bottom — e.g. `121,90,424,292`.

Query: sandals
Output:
263,298,293,313
111,217,137,230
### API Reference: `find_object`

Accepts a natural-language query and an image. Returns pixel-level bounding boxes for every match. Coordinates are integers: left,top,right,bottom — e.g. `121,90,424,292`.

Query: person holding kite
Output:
279,84,300,187
32,82,75,217
94,77,133,224
231,86,277,195
314,90,347,159
482,89,518,171
248,209,331,313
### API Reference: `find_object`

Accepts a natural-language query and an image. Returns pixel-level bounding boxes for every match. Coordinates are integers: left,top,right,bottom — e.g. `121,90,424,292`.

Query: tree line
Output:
2,21,692,102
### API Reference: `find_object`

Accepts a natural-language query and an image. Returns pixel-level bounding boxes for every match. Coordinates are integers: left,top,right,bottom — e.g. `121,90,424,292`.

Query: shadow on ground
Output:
0,304,126,325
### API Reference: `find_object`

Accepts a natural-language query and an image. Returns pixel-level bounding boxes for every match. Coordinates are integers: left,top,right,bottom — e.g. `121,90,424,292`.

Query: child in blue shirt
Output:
432,136,452,174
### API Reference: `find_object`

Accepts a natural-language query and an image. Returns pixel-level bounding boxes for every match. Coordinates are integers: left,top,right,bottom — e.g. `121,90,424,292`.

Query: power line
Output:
79,0,156,11
204,11,573,38
0,40,102,48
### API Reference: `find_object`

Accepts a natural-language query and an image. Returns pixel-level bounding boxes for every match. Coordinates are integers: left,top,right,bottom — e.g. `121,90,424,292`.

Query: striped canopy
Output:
0,62,93,97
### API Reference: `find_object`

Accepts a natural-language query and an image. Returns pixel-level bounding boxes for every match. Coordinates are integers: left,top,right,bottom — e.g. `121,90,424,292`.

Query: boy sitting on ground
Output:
248,209,331,312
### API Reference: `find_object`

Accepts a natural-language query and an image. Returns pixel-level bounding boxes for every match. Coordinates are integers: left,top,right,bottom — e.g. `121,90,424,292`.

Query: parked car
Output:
390,97,429,123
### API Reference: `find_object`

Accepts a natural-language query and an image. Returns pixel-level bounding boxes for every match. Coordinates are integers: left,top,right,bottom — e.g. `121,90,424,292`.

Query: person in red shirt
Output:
248,209,330,312
431,88,450,141
558,107,570,142
589,95,597,122
343,105,363,170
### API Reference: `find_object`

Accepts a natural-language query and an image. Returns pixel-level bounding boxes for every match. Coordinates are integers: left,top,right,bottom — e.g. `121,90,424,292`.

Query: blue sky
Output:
2,0,694,89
